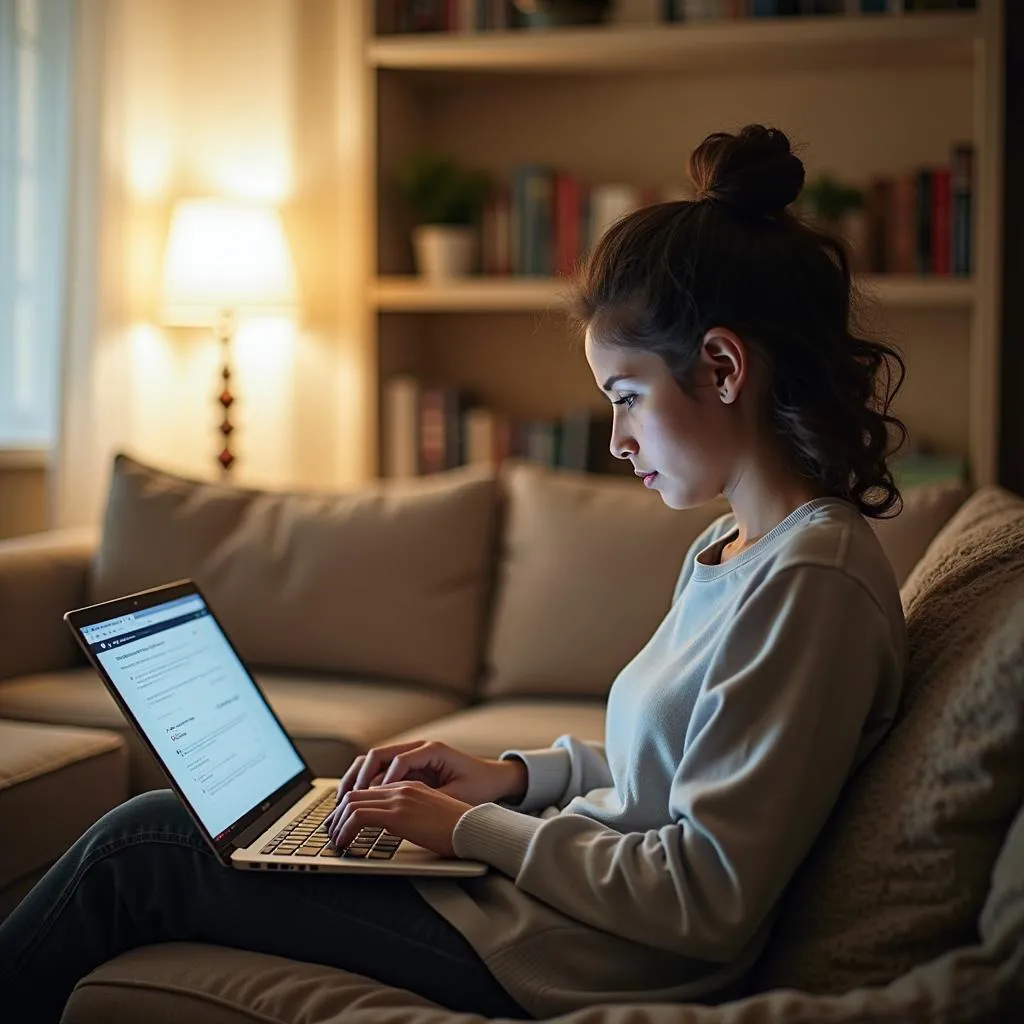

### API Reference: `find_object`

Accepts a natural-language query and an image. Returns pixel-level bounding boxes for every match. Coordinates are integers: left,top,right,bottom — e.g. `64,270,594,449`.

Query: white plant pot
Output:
412,225,476,280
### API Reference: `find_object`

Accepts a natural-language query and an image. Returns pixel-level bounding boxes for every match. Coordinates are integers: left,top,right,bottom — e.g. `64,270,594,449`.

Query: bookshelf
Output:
368,10,976,74
332,0,1003,486
371,274,977,312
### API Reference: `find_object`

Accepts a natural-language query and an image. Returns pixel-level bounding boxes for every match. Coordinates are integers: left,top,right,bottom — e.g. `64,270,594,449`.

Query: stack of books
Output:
864,144,974,276
383,376,621,478
664,0,975,17
374,0,975,35
481,170,688,278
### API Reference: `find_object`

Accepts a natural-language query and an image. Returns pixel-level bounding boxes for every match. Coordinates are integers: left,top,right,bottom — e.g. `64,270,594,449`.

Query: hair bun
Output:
688,125,804,218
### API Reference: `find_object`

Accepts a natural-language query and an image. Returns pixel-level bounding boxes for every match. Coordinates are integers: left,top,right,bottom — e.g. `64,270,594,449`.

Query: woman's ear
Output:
699,328,747,404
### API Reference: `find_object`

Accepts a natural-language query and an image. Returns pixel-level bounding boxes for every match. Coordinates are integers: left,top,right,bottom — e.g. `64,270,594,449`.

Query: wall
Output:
117,0,351,493
52,0,359,534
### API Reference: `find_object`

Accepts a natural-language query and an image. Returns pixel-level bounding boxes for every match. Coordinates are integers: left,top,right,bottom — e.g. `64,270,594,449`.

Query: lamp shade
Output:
160,199,298,326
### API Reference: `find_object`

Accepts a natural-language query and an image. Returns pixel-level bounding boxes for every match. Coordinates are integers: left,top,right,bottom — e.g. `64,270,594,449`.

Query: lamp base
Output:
215,313,237,476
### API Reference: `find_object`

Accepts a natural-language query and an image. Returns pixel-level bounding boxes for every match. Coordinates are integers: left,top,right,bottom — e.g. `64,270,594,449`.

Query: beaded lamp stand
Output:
214,312,236,475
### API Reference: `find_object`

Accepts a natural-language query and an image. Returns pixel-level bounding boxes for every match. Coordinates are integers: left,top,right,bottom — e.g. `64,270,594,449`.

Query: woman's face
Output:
584,331,738,510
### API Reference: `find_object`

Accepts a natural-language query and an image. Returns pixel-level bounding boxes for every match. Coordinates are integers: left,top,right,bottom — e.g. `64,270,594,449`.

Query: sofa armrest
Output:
0,528,97,683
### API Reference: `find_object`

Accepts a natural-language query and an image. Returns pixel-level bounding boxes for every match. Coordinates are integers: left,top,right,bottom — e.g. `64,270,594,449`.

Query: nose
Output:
609,417,637,461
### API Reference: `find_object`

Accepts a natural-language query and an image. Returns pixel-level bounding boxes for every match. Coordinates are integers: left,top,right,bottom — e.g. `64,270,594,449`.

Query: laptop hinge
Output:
231,778,316,851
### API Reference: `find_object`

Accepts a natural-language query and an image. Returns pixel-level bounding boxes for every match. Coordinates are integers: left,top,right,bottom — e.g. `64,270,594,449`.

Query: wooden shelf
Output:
368,12,977,76
372,275,975,312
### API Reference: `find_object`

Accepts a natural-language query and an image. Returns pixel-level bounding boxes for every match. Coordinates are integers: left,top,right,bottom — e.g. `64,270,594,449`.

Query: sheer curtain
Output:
51,0,134,528
0,0,73,450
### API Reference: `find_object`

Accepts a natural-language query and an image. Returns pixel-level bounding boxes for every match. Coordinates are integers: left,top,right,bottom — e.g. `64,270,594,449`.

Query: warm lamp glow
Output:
160,199,298,325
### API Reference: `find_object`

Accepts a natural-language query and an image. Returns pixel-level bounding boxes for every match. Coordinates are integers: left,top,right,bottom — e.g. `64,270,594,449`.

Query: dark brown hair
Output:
571,124,906,518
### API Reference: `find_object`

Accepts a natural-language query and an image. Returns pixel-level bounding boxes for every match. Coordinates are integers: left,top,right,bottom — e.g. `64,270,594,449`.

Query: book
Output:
589,184,641,250
915,168,933,275
891,453,967,489
890,173,916,275
950,143,973,276
511,165,554,276
383,375,420,479
560,410,612,473
418,387,447,475
482,186,512,275
865,176,892,273
463,406,498,466
526,420,559,467
930,166,951,276
553,173,583,277
525,169,554,276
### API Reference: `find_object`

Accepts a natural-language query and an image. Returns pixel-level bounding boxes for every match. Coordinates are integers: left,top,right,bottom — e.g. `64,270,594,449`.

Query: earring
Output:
719,389,728,400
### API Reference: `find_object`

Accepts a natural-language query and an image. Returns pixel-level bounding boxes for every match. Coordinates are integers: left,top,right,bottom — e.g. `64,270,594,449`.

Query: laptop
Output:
64,579,487,877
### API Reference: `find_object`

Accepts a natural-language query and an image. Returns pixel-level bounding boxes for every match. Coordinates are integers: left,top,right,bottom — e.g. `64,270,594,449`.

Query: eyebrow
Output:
602,375,632,391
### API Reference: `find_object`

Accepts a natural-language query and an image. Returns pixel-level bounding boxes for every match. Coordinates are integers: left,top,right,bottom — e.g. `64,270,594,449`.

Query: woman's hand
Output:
335,740,528,808
323,780,472,856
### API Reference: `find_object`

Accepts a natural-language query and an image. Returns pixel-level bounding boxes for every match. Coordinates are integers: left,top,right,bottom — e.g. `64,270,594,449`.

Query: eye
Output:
612,394,637,410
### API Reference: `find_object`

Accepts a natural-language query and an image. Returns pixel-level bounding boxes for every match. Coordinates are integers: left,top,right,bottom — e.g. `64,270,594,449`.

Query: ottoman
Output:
0,719,129,920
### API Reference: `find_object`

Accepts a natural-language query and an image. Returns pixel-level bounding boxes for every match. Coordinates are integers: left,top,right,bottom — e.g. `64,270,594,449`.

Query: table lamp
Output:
160,199,298,475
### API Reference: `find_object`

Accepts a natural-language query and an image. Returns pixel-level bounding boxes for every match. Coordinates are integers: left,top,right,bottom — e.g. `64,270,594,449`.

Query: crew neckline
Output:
691,497,854,581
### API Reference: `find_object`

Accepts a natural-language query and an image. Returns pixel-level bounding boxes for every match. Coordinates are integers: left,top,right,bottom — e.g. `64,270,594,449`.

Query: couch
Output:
0,453,1021,1022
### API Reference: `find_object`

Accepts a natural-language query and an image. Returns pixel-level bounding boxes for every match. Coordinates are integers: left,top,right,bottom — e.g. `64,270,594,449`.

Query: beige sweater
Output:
416,499,907,1018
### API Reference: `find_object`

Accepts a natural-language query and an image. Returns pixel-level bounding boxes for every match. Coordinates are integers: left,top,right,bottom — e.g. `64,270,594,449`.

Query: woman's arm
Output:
497,737,614,813
452,567,902,960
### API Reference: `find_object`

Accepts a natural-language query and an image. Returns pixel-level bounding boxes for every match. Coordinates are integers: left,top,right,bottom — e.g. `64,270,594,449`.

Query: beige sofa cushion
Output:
754,486,1024,995
0,669,462,792
483,462,727,699
867,479,969,587
90,455,498,696
0,720,128,915
63,798,1024,1024
381,698,606,759
0,527,96,684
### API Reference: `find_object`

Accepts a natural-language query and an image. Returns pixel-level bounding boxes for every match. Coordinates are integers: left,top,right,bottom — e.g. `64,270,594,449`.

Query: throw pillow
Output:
483,461,727,699
753,486,1024,994
89,454,498,695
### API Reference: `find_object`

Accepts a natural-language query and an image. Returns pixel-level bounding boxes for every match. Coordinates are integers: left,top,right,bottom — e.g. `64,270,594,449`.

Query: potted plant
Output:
396,154,491,279
800,173,867,271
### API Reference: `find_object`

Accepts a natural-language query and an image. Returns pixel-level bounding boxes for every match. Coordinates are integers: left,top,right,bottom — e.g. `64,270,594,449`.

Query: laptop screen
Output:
81,592,305,839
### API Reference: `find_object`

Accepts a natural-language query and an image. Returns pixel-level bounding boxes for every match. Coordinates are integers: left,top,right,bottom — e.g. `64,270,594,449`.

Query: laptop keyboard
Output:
259,789,401,860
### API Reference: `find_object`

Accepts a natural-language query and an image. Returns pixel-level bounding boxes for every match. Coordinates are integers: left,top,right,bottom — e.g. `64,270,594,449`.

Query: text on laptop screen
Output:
81,594,304,838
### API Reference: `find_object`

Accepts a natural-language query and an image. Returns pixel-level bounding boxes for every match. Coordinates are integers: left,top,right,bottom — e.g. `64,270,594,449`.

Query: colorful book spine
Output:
482,187,512,275
526,170,553,276
383,375,420,479
930,166,951,276
950,143,973,276
915,168,933,274
553,173,582,277
418,388,447,475
890,173,916,274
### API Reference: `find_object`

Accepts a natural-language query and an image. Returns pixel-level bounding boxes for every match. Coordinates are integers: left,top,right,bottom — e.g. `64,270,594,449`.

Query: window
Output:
0,0,73,448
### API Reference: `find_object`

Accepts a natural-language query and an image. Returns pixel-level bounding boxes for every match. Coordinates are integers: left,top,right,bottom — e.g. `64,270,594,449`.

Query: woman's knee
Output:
86,789,198,848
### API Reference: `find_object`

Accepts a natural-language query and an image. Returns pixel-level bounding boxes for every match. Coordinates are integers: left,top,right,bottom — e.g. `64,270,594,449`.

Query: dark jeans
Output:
0,789,529,1023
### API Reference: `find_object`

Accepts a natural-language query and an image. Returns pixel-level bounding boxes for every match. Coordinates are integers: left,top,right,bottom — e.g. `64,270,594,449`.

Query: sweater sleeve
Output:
498,737,613,813
453,566,902,961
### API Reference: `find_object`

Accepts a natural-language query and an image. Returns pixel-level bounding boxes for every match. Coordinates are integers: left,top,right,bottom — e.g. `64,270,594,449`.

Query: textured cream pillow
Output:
754,486,1024,995
89,455,498,695
482,462,727,699
868,480,969,587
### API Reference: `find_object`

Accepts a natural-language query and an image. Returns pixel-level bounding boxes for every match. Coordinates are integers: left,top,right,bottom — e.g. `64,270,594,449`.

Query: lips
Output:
636,471,658,487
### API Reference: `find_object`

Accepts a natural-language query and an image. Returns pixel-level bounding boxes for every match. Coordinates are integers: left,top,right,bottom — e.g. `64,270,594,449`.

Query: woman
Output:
0,125,908,1022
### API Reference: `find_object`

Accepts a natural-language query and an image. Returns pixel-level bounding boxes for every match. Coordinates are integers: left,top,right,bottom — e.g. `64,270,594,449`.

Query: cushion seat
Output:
0,670,464,791
381,698,606,758
0,719,128,918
